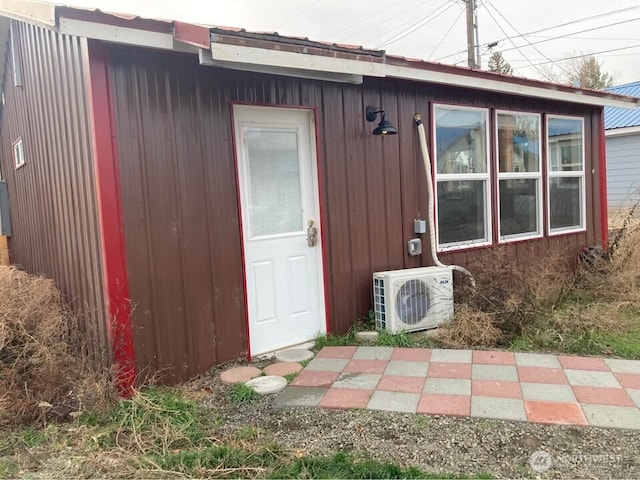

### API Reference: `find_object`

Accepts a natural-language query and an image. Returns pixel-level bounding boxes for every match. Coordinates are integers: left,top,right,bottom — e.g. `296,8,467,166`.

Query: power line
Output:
524,44,640,68
492,17,640,56
509,5,640,38
274,0,324,31
324,0,426,42
508,51,640,62
527,35,640,42
374,0,457,49
373,0,454,49
429,4,465,59
355,0,444,47
485,1,573,78
482,3,545,76
435,5,640,61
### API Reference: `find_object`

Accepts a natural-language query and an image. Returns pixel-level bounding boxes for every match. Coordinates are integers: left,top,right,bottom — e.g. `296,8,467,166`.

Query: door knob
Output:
307,219,318,247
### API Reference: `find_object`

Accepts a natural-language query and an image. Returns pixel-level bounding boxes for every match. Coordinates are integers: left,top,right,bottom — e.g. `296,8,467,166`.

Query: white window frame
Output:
546,115,586,236
432,104,492,252
13,137,25,169
495,110,543,243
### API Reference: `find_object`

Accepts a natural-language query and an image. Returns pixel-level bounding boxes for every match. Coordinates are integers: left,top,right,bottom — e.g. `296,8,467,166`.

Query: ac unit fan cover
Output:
395,278,430,325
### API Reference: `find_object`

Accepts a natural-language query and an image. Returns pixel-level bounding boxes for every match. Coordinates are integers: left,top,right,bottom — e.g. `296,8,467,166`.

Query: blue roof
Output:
604,81,640,130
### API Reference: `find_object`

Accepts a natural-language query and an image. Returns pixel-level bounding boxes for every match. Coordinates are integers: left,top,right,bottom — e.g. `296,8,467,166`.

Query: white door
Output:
234,105,326,355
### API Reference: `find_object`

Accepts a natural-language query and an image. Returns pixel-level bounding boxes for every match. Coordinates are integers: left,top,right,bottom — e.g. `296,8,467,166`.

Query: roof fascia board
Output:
605,125,640,137
59,17,174,50
0,0,55,29
199,48,363,84
385,64,638,109
209,42,385,79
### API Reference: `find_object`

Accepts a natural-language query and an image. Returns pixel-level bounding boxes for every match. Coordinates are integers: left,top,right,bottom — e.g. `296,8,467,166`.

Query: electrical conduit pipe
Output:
414,113,476,289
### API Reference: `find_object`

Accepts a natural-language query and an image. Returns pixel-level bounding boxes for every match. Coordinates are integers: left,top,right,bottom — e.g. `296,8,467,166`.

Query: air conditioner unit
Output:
373,266,454,333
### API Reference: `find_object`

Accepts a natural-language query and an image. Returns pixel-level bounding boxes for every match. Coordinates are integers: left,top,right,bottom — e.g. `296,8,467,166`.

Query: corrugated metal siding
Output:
107,46,601,382
0,22,108,366
604,81,640,130
606,134,640,209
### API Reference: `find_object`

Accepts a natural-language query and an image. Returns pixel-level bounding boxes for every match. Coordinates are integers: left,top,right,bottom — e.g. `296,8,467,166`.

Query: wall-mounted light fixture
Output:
365,106,398,136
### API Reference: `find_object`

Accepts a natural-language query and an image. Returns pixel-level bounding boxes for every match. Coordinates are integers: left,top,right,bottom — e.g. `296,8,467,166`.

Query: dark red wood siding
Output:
107,46,604,382
0,22,108,365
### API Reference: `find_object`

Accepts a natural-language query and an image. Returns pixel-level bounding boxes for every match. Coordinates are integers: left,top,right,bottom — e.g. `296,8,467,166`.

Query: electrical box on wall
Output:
0,181,11,236
414,219,426,234
407,238,422,256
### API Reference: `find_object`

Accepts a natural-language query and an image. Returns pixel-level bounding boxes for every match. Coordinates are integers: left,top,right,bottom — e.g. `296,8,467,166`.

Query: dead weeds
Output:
438,244,574,348
0,266,113,426
439,213,640,356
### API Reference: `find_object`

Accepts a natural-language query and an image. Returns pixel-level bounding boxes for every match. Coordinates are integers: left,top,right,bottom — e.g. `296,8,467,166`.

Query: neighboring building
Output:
604,81,640,217
0,2,637,386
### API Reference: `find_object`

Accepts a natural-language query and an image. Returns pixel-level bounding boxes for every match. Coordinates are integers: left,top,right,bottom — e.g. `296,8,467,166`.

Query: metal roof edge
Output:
385,57,639,109
0,1,636,109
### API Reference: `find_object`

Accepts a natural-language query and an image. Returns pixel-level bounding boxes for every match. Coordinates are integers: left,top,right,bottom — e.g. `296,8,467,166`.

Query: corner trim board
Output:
84,39,136,394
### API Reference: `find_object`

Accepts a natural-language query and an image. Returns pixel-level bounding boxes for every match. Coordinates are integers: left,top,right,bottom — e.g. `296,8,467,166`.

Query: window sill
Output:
437,240,492,254
498,232,544,244
548,226,586,237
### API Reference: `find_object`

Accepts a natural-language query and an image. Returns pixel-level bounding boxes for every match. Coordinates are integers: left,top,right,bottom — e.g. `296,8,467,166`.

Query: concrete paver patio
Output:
275,346,640,430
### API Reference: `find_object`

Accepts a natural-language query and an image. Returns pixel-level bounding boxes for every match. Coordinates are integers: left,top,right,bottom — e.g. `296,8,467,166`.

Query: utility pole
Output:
474,4,481,69
465,0,475,68
465,0,480,69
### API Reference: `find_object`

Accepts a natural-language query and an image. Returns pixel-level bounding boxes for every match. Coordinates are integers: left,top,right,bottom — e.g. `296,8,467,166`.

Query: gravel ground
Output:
186,360,640,479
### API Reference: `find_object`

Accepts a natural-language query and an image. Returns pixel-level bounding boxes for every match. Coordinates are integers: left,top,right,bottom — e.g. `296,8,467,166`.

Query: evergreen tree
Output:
488,52,514,75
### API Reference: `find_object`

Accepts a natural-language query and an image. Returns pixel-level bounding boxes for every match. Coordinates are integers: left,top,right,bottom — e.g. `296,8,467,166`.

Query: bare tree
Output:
566,55,614,89
487,52,513,75
533,54,615,89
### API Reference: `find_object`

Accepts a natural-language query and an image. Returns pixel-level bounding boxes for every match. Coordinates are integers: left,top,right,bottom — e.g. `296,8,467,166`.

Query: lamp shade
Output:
372,114,398,135
366,106,398,136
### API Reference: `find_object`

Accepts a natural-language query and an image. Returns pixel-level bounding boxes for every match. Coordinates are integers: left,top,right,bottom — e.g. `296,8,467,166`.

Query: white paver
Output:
245,375,288,395
275,348,314,363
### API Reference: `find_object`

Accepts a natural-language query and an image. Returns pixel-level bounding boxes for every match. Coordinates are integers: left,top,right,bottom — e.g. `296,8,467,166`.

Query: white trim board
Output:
210,42,385,77
385,64,638,109
199,49,363,84
59,17,174,50
605,125,640,137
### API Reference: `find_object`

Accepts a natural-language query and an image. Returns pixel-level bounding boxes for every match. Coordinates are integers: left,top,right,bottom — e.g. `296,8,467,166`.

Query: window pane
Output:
499,179,539,237
435,108,487,174
549,177,582,230
497,113,539,173
548,117,583,172
437,180,487,245
246,129,303,237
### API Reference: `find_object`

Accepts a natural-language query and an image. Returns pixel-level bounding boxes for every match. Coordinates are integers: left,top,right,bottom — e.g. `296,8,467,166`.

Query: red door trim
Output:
84,39,136,394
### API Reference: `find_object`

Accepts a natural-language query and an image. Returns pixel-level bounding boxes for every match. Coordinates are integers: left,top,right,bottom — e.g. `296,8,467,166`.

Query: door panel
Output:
234,106,326,355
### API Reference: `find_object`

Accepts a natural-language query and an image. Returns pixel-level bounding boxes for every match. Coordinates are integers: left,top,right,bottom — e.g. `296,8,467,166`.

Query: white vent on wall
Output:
373,267,454,333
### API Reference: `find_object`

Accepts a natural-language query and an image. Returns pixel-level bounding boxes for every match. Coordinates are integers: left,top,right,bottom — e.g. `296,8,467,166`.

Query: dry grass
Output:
439,211,640,356
583,220,640,305
438,245,575,348
436,305,503,348
0,266,113,426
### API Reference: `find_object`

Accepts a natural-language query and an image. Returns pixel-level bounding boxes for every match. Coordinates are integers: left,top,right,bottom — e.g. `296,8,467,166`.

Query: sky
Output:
44,0,640,85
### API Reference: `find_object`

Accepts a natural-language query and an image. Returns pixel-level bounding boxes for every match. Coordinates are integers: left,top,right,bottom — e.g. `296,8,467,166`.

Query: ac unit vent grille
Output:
373,277,386,330
395,279,430,325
